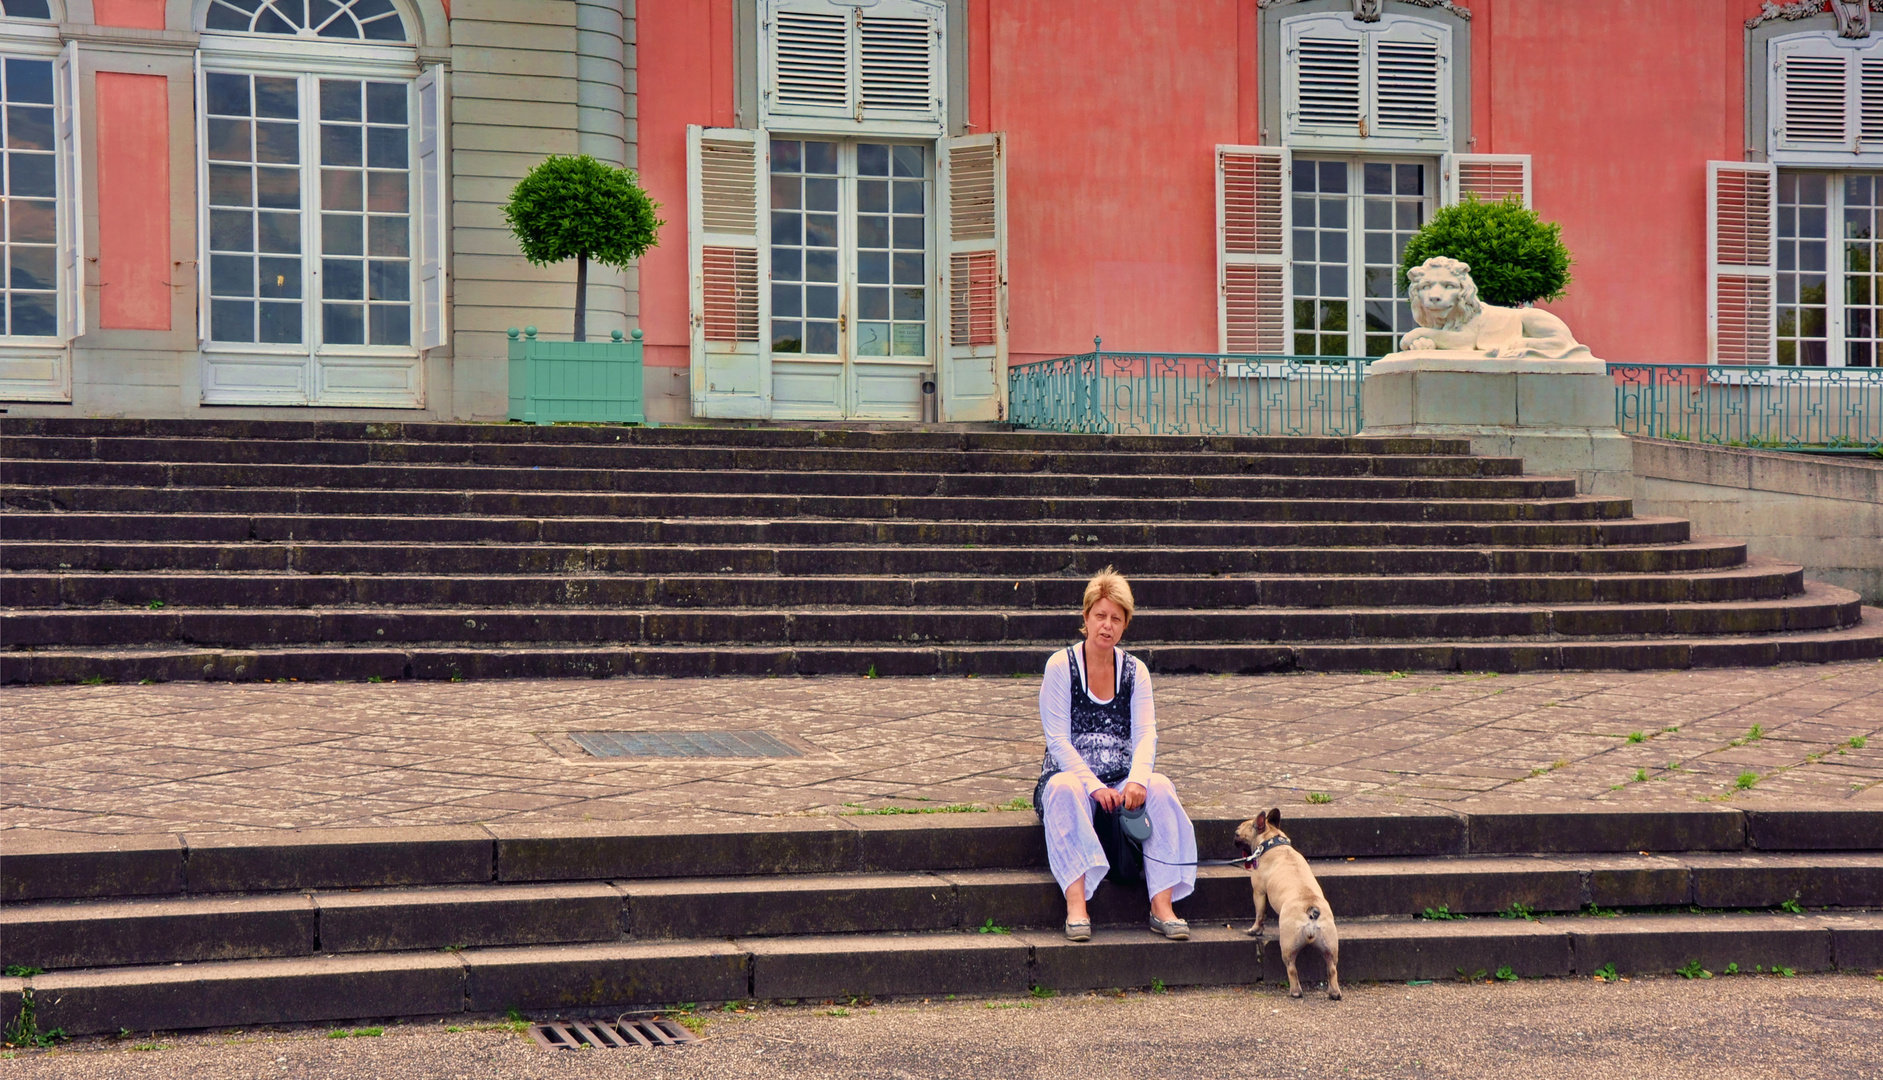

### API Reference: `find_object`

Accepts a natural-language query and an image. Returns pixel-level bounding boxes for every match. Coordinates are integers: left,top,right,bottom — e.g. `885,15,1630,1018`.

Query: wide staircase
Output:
3,808,1878,1034
2,416,1880,682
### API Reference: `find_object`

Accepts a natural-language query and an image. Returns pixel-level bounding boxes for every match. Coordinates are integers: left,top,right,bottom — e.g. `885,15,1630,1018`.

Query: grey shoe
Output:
1064,919,1092,942
1148,915,1190,940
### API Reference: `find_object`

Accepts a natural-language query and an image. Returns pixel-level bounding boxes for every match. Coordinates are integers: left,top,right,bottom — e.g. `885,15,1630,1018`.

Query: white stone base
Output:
1362,351,1631,496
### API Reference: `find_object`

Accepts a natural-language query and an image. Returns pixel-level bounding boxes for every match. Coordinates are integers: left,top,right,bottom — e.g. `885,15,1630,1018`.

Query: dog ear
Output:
1253,811,1267,833
1268,807,1283,825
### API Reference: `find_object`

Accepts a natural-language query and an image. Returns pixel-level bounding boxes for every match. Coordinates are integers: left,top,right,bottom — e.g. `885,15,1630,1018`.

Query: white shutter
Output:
764,0,943,129
688,125,770,418
1367,16,1448,145
771,4,849,116
1708,161,1777,366
415,64,447,350
195,50,210,344
1283,12,1449,150
1217,144,1289,355
1443,153,1530,207
938,132,1005,422
1285,14,1363,139
1863,56,1883,147
1772,39,1852,152
55,41,82,342
858,6,939,122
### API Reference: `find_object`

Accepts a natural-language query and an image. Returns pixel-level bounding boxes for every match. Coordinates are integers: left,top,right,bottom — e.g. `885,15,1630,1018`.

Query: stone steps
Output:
3,807,1878,1034
5,457,1572,500
2,491,1634,523
10,617,1883,682
0,564,1808,610
2,537,1750,578
8,855,1881,973
4,417,1880,680
0,584,1863,649
9,914,1880,1036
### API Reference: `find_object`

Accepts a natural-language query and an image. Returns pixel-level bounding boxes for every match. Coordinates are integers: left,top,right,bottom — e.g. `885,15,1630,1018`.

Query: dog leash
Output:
1136,835,1291,869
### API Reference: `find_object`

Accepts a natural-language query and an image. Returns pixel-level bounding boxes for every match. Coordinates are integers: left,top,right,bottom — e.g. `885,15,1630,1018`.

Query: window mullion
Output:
302,72,322,368
1349,158,1365,357
1829,175,1846,368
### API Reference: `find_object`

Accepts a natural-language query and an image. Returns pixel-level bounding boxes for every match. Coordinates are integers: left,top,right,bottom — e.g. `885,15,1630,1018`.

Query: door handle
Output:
839,314,847,332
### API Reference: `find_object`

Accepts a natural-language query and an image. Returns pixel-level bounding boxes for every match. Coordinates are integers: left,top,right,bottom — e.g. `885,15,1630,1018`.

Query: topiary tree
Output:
504,155,663,341
1398,195,1571,308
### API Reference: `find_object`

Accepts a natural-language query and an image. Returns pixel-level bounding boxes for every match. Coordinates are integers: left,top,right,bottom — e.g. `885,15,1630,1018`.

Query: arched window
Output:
205,0,407,41
196,0,446,408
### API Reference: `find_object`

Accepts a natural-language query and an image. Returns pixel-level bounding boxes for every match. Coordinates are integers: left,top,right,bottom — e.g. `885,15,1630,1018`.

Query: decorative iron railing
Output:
1610,362,1883,454
1007,340,1371,437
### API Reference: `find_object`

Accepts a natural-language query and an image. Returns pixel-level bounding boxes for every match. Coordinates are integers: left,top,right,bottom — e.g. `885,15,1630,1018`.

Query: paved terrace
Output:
2,663,1880,836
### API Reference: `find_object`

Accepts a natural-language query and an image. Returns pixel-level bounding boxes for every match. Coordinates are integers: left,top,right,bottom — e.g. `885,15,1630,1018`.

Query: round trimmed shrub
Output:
1398,195,1572,308
504,155,663,340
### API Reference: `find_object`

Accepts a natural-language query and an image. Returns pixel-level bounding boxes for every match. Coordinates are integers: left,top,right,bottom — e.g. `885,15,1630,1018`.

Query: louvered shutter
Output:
1708,161,1777,366
415,64,448,350
771,2,849,119
938,132,1005,421
858,4,939,123
1771,37,1853,154
56,41,82,342
688,125,771,418
1284,13,1363,140
1217,145,1289,354
1367,16,1448,146
764,0,942,129
1283,12,1450,149
1443,153,1530,208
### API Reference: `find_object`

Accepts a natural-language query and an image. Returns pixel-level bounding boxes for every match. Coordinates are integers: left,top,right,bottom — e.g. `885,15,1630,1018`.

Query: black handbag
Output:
1094,804,1153,885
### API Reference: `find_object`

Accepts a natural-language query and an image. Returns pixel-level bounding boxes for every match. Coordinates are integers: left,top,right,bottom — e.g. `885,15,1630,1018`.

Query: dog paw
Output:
1327,990,1342,1001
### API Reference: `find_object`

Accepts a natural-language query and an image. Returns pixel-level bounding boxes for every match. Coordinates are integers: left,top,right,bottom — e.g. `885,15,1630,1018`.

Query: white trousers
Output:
1039,771,1197,902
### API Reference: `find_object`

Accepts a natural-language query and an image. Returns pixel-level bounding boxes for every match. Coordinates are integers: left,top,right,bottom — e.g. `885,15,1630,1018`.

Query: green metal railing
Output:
1611,361,1883,454
1007,340,1370,437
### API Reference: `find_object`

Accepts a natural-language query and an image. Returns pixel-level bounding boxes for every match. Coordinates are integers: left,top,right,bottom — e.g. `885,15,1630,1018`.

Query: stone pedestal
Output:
1361,351,1631,496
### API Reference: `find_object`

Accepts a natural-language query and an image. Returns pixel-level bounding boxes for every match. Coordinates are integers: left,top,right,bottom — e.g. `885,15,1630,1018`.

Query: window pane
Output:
369,303,409,345
366,82,406,125
323,302,364,344
259,300,302,343
368,259,409,301
322,257,363,300
254,76,298,119
211,299,255,342
8,151,52,197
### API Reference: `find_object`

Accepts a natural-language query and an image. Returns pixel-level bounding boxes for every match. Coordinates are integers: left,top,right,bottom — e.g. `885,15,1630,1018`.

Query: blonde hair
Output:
1081,566,1135,626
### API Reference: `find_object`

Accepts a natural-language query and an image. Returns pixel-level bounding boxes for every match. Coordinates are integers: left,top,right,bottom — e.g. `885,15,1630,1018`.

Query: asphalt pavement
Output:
6,972,1880,1080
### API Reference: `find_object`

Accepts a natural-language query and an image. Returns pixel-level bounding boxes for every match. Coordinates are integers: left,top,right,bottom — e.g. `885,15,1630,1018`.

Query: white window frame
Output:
196,23,436,406
1286,153,1439,358
0,22,77,403
1772,165,1880,369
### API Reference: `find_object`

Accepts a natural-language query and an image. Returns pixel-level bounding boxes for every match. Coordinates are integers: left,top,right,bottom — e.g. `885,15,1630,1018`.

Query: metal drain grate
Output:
529,1018,698,1050
570,730,803,759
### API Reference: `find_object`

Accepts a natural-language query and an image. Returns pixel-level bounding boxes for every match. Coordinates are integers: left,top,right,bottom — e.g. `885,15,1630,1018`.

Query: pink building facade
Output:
0,0,1868,422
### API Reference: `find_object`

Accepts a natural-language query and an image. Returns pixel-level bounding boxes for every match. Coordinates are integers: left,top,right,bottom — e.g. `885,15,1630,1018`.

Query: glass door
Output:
769,137,932,419
1290,157,1434,358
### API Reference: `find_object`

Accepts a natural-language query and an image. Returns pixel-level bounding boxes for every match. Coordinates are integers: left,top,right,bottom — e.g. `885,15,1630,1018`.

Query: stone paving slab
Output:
1,663,1879,835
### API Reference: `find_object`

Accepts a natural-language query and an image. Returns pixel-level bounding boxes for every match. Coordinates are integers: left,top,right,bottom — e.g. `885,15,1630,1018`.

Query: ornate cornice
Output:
1746,0,1883,31
1256,0,1473,21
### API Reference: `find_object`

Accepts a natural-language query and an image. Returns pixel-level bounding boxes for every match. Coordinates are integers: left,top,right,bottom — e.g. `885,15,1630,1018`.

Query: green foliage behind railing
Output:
1611,362,1883,454
1007,340,1369,437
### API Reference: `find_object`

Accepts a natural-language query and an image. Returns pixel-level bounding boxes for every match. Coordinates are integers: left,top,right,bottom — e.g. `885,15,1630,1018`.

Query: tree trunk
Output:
573,252,589,342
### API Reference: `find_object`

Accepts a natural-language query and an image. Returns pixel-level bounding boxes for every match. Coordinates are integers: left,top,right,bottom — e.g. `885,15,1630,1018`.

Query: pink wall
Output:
638,0,731,369
1484,0,1747,363
638,0,1768,372
95,72,171,331
991,0,1245,361
92,0,164,30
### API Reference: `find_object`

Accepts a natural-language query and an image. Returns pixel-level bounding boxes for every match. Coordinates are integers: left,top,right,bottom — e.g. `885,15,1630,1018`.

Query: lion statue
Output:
1397,256,1590,360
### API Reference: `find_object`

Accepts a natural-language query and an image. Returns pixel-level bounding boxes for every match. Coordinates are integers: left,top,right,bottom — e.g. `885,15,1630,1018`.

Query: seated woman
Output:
1034,567,1198,942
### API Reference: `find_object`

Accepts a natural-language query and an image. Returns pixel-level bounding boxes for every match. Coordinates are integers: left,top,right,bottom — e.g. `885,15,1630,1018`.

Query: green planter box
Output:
507,326,646,425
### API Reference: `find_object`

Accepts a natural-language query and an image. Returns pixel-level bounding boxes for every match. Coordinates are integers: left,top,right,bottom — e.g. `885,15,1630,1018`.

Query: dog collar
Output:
1246,835,1292,864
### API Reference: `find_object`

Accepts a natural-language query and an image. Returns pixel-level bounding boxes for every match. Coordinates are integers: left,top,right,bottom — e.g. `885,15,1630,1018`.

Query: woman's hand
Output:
1122,782,1147,810
1091,786,1124,811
